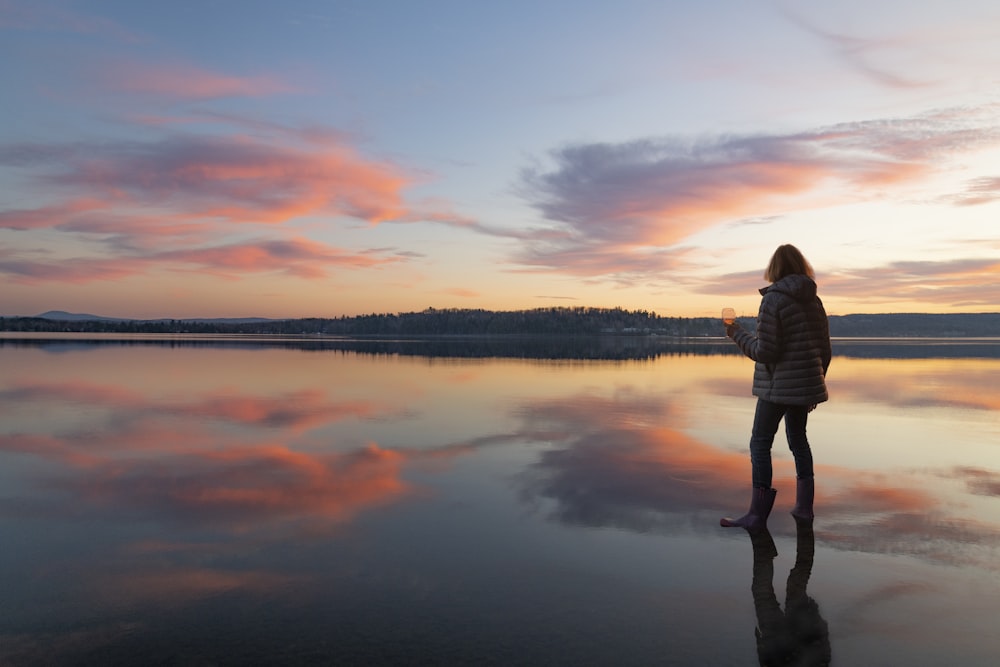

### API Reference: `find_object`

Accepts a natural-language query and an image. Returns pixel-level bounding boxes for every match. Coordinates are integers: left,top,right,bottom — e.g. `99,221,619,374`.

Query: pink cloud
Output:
945,176,1000,206
0,198,108,230
104,63,297,99
0,255,149,284
515,106,1000,282
440,287,480,298
0,234,405,284
822,258,1000,307
0,122,471,283
0,0,139,42
0,433,101,467
693,256,1000,308
157,237,403,279
35,134,411,225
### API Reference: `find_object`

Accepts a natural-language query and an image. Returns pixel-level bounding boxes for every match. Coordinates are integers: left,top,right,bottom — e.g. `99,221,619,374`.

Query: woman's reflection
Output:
748,519,831,666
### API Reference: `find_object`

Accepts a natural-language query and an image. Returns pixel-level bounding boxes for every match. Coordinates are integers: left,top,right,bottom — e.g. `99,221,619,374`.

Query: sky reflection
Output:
1,339,999,664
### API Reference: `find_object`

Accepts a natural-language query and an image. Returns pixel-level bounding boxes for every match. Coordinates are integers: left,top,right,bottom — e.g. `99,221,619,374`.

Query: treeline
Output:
826,312,1000,337
0,307,722,337
2,308,998,338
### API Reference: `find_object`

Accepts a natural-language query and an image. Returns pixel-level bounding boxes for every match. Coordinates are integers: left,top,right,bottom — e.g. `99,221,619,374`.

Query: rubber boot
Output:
720,487,776,529
790,477,815,520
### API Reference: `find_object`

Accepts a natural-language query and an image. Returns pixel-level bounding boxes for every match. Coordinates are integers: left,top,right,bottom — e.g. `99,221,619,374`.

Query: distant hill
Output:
34,311,274,325
36,310,126,322
829,312,1000,337
2,308,998,337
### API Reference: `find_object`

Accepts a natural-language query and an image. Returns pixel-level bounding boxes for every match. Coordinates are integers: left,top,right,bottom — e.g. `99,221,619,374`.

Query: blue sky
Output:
1,0,999,318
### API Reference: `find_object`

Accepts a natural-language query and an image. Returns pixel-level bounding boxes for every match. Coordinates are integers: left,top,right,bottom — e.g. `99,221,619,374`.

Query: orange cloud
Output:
440,287,480,298
157,238,403,279
0,237,405,284
0,124,475,285
514,106,1000,281
34,134,411,225
0,433,101,467
52,442,410,529
93,566,301,605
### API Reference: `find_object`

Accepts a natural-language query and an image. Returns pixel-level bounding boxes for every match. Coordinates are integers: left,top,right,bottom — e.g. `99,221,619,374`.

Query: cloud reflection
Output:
0,377,425,534
514,389,1000,569
56,443,410,527
0,379,387,433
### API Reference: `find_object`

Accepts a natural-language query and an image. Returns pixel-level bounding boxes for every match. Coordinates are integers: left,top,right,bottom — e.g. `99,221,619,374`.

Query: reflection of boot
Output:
720,486,776,529
785,516,832,665
791,477,815,520
750,528,794,664
787,516,815,600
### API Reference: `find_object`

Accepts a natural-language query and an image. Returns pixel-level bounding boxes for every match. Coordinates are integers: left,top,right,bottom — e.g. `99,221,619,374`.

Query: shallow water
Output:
1,335,999,666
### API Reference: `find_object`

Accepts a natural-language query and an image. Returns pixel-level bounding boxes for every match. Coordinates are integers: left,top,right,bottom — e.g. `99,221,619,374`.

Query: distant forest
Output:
3,307,999,338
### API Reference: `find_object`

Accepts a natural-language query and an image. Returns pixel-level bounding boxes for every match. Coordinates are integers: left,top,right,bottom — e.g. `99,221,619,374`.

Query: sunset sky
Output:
2,0,999,319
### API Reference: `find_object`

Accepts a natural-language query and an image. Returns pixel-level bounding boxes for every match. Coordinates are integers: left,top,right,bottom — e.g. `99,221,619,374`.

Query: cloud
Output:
0,125,459,284
515,106,1000,282
156,238,402,279
440,287,479,298
0,121,486,230
0,121,483,286
10,134,411,224
944,176,1000,206
949,467,1000,496
821,257,1000,307
0,198,107,230
103,63,297,99
780,5,1000,96
0,433,102,467
691,255,1000,307
0,237,403,284
779,7,936,89
0,255,150,284
0,0,139,42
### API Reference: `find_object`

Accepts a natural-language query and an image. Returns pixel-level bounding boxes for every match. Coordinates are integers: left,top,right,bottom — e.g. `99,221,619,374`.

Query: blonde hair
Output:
764,244,815,283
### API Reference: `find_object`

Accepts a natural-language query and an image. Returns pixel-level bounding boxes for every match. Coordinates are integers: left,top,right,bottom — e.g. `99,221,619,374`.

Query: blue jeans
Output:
750,398,814,489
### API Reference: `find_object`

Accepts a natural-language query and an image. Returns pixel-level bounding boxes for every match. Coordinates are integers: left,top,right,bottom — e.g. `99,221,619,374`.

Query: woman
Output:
721,244,831,529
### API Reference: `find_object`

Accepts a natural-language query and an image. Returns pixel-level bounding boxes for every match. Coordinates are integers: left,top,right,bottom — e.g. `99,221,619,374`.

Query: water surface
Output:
2,335,999,665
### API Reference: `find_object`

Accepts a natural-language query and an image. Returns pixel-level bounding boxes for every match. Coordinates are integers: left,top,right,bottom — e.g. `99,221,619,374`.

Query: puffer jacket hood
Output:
760,274,817,302
730,273,832,406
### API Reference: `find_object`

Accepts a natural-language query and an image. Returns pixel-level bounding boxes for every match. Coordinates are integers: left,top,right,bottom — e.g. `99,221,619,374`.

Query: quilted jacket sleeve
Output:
731,294,782,364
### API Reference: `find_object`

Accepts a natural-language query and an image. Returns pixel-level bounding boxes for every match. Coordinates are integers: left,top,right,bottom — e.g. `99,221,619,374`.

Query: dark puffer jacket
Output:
730,274,831,406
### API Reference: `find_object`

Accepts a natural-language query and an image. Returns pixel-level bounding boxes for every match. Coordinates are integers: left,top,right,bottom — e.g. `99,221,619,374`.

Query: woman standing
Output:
721,244,831,529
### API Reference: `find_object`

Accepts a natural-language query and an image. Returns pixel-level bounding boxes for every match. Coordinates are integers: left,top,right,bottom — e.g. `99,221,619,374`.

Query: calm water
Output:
1,334,999,666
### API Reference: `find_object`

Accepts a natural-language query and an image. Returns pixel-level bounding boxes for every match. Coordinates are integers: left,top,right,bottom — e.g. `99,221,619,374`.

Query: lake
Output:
1,334,999,666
